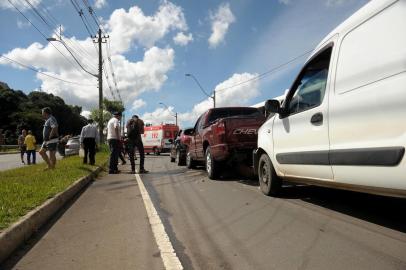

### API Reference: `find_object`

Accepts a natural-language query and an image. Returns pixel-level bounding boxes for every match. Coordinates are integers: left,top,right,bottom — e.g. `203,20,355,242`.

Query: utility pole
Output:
175,112,178,126
213,90,216,108
93,28,109,143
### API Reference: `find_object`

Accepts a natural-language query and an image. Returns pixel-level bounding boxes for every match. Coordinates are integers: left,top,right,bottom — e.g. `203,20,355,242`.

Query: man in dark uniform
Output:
126,115,148,174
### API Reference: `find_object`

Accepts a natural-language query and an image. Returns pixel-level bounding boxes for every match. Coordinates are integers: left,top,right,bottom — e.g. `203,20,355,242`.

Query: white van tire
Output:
258,153,282,196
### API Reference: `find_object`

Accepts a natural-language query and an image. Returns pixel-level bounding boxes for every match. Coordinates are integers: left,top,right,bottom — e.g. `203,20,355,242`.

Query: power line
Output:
1,55,96,86
215,49,313,93
7,0,90,76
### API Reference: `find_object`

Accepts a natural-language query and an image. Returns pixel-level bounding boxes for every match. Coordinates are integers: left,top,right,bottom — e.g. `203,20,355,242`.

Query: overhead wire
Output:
34,0,98,72
1,55,96,86
215,49,314,93
7,0,89,76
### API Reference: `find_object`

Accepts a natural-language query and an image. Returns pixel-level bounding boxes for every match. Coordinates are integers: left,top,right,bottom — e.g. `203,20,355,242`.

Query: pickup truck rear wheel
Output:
177,150,185,166
186,152,195,169
205,147,219,179
258,153,282,196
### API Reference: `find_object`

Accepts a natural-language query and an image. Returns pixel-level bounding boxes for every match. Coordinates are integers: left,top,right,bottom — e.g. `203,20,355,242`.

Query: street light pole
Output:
159,102,178,126
47,28,109,144
185,73,216,108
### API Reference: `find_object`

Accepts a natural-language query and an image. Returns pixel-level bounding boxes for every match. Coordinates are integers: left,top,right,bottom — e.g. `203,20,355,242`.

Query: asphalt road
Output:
142,155,406,270
2,154,406,270
0,152,63,171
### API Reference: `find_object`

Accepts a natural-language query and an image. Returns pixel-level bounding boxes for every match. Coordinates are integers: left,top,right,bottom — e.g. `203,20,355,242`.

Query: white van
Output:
254,0,406,198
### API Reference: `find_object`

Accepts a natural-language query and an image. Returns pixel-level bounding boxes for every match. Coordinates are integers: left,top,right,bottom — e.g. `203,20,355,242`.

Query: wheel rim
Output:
206,151,211,174
186,153,191,166
260,161,269,184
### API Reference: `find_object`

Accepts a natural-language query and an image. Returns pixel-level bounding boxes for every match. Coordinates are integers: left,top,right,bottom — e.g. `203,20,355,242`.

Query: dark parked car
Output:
170,127,193,166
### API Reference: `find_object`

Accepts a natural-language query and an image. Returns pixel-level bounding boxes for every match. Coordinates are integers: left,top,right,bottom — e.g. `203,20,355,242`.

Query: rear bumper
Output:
211,143,256,164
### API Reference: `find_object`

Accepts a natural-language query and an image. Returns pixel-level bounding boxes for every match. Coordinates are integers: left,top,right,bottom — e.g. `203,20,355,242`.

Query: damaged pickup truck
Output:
186,107,266,179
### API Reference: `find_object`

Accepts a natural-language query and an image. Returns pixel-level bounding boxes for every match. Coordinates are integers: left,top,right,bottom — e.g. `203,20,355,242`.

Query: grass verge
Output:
0,146,109,231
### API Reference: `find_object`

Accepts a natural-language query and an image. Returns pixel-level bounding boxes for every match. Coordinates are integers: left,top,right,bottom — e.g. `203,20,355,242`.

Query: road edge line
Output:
135,174,183,270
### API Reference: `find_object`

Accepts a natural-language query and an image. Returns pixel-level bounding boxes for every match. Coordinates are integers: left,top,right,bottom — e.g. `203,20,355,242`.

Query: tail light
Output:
215,121,226,143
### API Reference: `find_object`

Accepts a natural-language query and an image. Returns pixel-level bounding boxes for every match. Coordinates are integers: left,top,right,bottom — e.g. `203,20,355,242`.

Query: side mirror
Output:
264,99,281,114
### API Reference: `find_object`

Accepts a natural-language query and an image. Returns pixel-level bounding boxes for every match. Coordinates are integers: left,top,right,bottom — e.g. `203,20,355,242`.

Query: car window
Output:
286,47,332,115
208,108,261,123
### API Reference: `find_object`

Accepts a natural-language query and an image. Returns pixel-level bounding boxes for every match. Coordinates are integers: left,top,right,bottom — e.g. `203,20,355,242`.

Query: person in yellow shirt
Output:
24,130,36,165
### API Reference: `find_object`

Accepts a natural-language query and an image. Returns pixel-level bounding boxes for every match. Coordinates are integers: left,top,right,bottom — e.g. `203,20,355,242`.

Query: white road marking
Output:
135,174,183,270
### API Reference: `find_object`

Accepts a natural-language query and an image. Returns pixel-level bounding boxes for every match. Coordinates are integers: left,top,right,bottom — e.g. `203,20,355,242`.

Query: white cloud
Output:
278,0,291,4
94,0,107,9
107,1,187,53
208,3,235,48
146,72,259,126
81,110,91,118
142,106,177,126
0,0,41,10
0,2,180,111
131,99,147,110
173,32,193,46
17,19,30,29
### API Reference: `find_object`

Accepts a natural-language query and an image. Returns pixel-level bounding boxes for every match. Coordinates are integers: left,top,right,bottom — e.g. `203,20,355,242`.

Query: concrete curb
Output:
0,162,107,263
0,151,20,155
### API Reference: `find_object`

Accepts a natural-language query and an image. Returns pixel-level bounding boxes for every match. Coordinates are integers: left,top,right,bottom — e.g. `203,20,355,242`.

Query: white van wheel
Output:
258,153,282,196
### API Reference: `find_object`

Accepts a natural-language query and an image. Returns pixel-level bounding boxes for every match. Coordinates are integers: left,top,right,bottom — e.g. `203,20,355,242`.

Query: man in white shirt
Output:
107,112,121,174
80,119,99,165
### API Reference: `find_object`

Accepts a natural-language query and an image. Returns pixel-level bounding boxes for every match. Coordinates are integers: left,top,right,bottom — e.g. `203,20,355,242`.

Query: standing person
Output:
24,130,36,165
80,119,99,165
18,129,27,164
39,107,59,170
126,115,148,174
107,112,121,174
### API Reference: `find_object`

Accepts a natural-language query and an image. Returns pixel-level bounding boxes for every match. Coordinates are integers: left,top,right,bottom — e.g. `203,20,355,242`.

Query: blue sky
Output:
0,0,369,127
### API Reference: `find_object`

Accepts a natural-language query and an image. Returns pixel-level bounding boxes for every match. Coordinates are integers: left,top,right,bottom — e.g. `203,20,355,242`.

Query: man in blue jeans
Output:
107,112,121,174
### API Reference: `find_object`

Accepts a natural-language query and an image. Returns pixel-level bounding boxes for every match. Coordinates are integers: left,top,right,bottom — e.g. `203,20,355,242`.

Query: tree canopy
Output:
0,85,87,144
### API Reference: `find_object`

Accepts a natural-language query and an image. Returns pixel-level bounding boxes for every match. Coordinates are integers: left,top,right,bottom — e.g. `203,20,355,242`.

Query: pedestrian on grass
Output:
24,130,36,165
39,107,59,170
126,115,148,174
18,129,27,164
80,118,99,165
107,112,121,174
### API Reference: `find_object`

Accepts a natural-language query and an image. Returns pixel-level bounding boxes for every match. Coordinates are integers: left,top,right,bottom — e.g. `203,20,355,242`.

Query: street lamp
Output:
159,102,178,126
46,38,97,78
47,36,104,143
185,73,216,108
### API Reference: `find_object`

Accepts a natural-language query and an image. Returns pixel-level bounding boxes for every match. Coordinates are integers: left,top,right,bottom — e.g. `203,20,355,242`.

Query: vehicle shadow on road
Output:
279,184,406,233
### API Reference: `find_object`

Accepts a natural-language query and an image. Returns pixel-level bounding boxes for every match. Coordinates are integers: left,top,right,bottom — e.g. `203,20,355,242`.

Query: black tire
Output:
258,153,282,196
205,147,220,179
186,151,195,169
177,150,186,166
153,147,160,156
170,156,175,162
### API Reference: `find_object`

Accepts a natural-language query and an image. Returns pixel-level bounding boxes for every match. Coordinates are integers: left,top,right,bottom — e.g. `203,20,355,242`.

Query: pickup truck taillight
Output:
215,121,226,143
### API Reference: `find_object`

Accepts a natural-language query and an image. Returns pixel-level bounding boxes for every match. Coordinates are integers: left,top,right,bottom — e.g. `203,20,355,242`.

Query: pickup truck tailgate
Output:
223,117,264,145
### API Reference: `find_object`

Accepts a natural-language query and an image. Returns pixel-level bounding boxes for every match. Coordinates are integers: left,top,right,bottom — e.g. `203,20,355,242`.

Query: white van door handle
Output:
311,112,323,125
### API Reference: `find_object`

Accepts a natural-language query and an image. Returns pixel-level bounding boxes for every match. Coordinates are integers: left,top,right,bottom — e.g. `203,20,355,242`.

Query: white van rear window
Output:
335,1,406,94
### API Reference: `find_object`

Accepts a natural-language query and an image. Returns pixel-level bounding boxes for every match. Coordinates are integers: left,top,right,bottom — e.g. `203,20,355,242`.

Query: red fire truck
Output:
142,124,179,155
